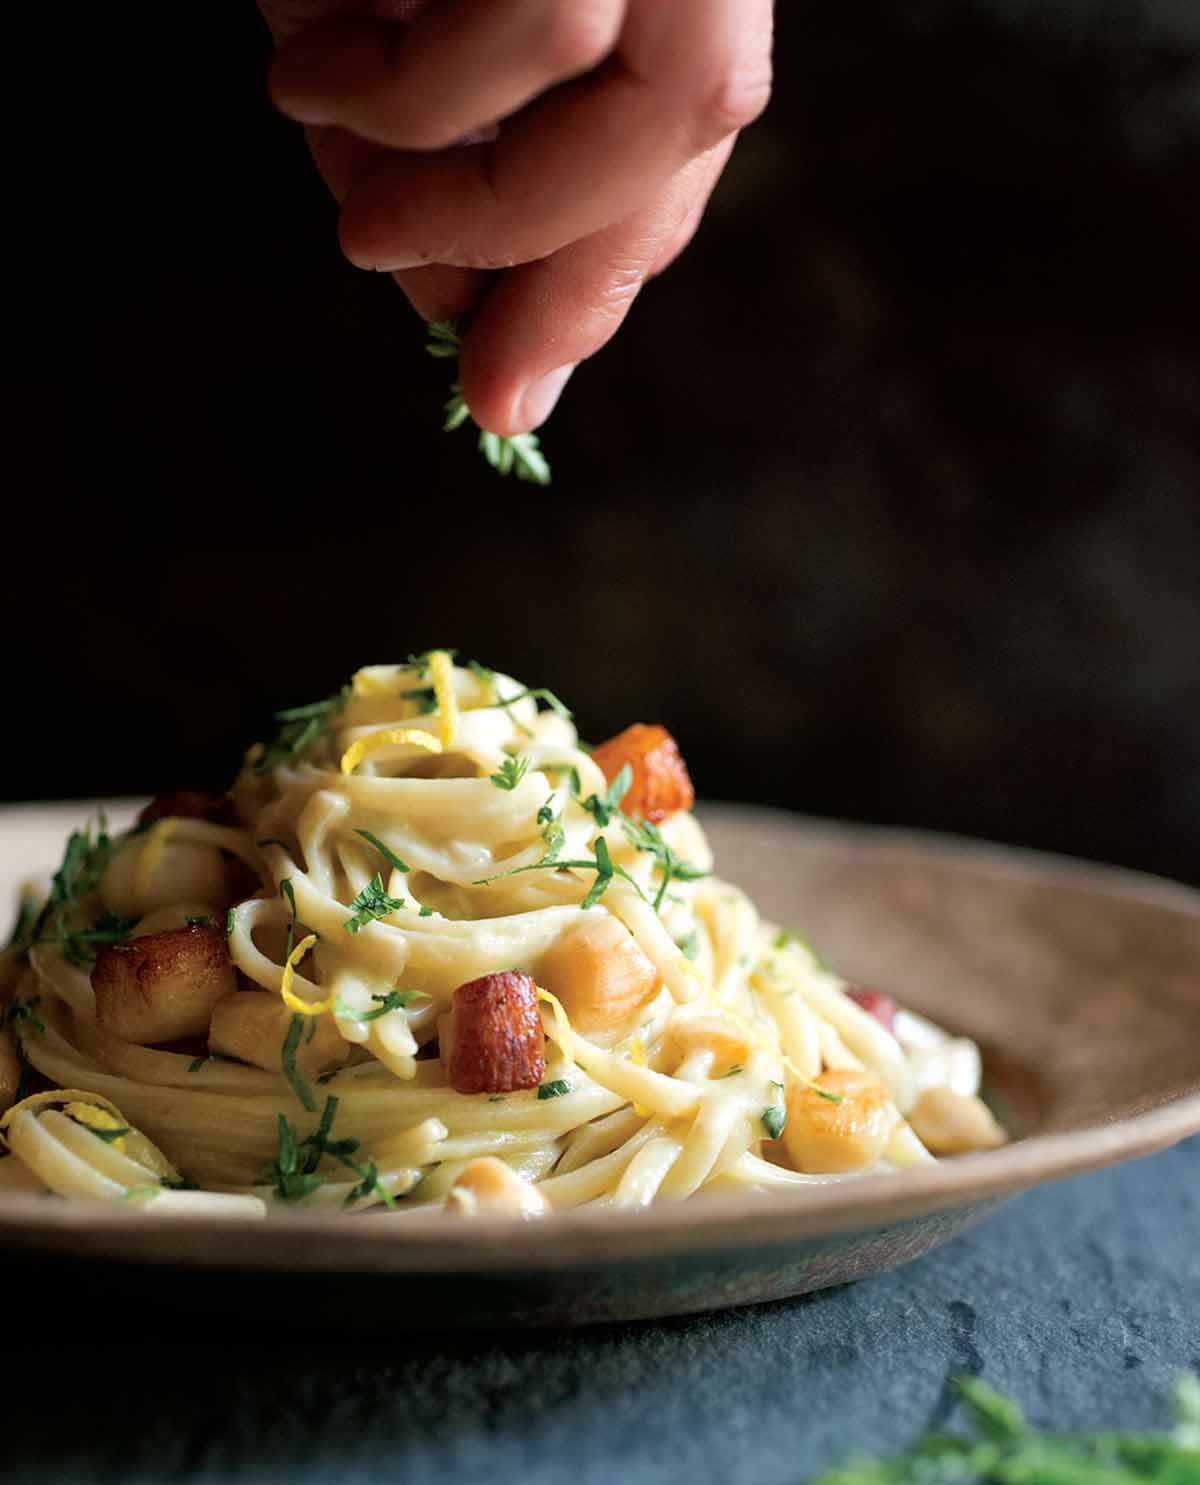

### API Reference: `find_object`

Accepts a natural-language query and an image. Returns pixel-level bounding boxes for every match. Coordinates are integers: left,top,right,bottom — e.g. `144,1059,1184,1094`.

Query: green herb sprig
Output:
255,686,349,775
264,1098,397,1209
30,815,121,965
355,830,411,877
344,874,406,934
334,989,428,1023
536,1079,571,1101
490,756,531,792
816,1374,1200,1484
426,320,551,485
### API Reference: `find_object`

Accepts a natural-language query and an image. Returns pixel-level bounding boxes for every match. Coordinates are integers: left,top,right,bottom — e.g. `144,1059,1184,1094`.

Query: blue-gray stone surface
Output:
6,1136,1197,1483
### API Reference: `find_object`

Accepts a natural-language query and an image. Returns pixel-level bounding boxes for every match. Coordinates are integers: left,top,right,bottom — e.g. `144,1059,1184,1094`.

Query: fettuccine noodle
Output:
0,655,1006,1219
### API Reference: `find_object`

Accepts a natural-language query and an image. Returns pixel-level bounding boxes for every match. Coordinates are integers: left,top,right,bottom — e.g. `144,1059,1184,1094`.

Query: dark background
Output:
6,0,1198,884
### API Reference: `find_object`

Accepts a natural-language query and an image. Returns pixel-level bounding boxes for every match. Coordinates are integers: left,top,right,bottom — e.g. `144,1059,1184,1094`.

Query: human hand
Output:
259,0,774,437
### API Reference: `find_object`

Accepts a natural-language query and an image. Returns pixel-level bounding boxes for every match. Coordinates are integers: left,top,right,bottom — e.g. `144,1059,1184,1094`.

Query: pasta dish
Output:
0,654,1006,1220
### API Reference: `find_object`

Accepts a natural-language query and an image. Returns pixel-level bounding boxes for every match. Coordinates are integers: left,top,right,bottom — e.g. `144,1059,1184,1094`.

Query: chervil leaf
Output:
490,756,530,791
581,764,633,827
426,322,552,484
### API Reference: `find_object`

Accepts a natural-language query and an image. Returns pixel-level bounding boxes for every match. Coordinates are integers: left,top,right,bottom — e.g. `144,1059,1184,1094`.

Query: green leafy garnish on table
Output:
426,320,551,485
814,1374,1200,1483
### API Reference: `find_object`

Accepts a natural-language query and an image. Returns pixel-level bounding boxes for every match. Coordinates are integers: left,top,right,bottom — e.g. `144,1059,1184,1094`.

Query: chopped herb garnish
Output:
187,1056,208,1074
186,915,210,928
490,756,530,791
720,1064,744,1079
225,908,236,937
4,996,45,1035
254,686,349,774
401,685,438,715
619,814,708,913
427,320,552,485
677,929,700,961
263,1112,326,1203
30,815,119,964
6,897,38,953
772,927,825,966
814,1373,1200,1484
280,878,298,959
418,905,434,918
354,829,411,876
761,1106,787,1140
335,989,427,1022
344,873,406,934
579,835,615,910
580,764,632,828
88,1125,132,1144
536,1079,571,1101
488,1095,507,1103
316,1069,339,1085
281,1013,318,1113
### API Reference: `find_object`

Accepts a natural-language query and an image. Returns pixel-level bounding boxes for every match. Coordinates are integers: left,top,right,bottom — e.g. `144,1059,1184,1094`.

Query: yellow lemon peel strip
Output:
279,933,332,1016
717,1004,843,1104
340,728,442,776
62,1102,128,1153
428,649,459,749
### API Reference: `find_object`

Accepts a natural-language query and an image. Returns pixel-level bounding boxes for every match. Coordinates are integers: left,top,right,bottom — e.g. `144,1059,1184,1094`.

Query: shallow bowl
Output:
1,800,1196,1328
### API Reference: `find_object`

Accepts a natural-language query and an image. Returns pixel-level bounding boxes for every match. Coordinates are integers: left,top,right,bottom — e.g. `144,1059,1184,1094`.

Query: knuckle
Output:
543,0,622,76
690,61,773,145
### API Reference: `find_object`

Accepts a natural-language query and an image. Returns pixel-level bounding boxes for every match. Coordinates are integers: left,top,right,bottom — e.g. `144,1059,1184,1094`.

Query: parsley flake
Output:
536,1079,571,1101
281,1013,318,1113
761,1106,787,1140
254,686,349,774
354,829,411,876
343,874,406,934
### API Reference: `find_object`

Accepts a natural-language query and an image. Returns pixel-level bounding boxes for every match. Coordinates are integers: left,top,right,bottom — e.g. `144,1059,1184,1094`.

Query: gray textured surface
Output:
7,1137,1197,1484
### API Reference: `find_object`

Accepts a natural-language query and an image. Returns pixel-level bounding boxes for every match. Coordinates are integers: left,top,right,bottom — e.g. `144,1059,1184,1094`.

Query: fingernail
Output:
520,365,575,430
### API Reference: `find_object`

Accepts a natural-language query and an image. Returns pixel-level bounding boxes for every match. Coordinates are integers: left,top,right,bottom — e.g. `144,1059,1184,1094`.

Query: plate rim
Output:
1,799,1197,1273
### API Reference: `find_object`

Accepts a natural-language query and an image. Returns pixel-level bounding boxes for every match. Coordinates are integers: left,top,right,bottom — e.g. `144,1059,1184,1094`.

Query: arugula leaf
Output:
281,1013,318,1113
536,1079,571,1101
354,829,411,877
343,873,406,934
761,1106,787,1140
254,686,349,774
490,756,530,791
426,320,552,484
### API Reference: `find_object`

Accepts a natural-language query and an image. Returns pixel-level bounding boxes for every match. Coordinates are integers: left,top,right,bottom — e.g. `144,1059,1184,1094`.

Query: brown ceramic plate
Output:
1,800,1197,1328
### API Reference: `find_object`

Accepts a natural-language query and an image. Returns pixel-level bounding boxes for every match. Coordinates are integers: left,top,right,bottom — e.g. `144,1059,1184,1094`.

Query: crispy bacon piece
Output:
590,723,694,824
92,923,237,1045
137,790,236,830
448,971,545,1095
844,986,898,1033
